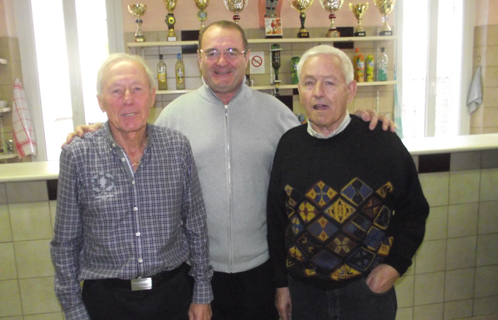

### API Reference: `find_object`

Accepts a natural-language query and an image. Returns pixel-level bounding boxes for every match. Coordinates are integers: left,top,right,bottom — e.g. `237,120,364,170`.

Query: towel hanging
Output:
467,66,483,114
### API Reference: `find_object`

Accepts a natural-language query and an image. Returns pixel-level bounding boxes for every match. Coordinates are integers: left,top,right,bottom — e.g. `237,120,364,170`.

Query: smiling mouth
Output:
122,112,138,117
215,70,230,75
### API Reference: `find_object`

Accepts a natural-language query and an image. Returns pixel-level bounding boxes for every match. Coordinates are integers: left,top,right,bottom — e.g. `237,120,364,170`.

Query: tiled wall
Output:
0,149,497,320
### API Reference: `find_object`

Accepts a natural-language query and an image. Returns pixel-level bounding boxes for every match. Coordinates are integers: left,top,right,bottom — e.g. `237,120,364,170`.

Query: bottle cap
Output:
177,53,182,59
159,54,163,59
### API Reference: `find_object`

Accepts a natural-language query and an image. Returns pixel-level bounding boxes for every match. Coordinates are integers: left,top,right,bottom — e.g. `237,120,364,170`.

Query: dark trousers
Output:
289,276,397,320
82,268,191,320
211,260,279,320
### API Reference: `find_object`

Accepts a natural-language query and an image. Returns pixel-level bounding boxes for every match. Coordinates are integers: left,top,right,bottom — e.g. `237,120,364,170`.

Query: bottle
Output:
175,53,185,90
377,47,388,81
157,54,168,91
365,55,374,82
354,48,365,82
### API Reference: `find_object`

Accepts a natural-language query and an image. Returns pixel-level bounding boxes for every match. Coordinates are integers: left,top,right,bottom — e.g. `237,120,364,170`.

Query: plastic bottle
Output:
377,47,388,81
175,53,185,90
354,48,365,82
157,54,168,91
365,55,375,82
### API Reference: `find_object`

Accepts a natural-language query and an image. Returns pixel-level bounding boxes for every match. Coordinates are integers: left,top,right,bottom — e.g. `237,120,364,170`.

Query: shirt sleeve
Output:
50,147,91,320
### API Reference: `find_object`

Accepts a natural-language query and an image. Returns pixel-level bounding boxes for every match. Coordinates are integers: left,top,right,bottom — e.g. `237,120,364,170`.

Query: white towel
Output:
467,66,483,114
12,78,37,157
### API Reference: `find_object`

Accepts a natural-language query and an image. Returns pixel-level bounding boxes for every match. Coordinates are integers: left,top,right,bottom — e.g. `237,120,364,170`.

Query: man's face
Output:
298,54,356,135
97,60,156,136
198,26,250,102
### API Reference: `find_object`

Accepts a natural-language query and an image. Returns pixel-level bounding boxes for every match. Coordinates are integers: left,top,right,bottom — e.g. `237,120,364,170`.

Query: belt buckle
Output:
131,277,152,291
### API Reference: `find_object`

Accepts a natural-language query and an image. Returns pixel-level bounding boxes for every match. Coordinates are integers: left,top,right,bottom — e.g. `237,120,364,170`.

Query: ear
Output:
97,95,106,113
346,80,357,104
197,49,202,66
149,88,156,108
243,49,251,66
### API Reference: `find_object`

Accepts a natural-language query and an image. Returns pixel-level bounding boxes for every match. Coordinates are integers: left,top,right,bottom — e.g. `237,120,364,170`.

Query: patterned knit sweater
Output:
267,117,429,290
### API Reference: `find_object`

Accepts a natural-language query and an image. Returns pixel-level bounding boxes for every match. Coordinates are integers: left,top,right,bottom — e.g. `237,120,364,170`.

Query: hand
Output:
188,303,212,320
61,123,103,148
275,287,292,320
365,264,400,294
354,109,396,132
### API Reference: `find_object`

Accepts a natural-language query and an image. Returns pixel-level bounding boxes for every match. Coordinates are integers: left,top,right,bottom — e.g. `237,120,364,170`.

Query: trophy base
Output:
354,31,366,37
167,36,177,42
379,30,393,36
326,29,341,38
135,36,146,42
298,31,310,38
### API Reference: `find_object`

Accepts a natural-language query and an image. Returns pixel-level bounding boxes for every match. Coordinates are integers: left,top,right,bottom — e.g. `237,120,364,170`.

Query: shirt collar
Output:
307,112,351,139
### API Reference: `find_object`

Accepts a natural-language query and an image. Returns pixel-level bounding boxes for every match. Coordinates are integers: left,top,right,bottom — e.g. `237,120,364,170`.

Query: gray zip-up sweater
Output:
155,81,299,273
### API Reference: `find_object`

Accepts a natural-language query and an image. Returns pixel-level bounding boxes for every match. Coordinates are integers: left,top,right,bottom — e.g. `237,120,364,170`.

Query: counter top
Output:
1,134,497,182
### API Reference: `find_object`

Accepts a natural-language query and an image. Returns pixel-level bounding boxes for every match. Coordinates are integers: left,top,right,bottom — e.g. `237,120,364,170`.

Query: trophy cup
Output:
224,0,249,24
163,0,177,41
271,43,282,96
288,0,315,38
349,2,369,36
373,0,396,35
320,0,343,37
128,4,147,42
195,0,210,30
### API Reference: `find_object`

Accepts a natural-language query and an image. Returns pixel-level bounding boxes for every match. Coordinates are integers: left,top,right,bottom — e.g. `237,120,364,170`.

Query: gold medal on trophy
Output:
320,0,343,37
128,4,147,42
224,0,249,24
288,0,315,38
163,0,177,41
195,0,210,30
349,2,369,36
373,0,396,35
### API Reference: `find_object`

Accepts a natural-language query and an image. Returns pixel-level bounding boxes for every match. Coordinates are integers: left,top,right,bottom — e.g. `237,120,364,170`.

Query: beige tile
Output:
414,240,446,274
396,307,413,320
395,275,414,308
487,25,498,46
24,312,64,320
483,107,498,128
414,272,445,306
0,183,6,204
478,200,498,234
0,243,17,280
9,202,52,241
480,168,498,201
424,206,448,241
448,203,479,238
449,170,480,205
474,265,498,298
476,234,498,266
444,268,475,301
14,239,54,279
0,317,23,320
19,277,61,315
446,236,477,270
483,85,498,107
49,200,57,231
443,299,473,320
0,280,22,317
485,45,498,67
413,303,443,320
484,66,498,87
473,295,498,316
5,181,48,204
0,204,12,242
419,172,449,207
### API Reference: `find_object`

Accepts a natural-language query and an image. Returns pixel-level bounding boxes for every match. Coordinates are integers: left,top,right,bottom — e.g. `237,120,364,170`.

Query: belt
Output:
97,263,187,291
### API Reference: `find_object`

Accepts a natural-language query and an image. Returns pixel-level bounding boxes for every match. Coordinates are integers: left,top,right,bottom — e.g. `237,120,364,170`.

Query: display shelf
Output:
0,153,17,160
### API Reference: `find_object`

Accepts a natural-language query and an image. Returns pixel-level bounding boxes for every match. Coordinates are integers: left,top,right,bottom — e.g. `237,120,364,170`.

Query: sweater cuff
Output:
384,254,412,277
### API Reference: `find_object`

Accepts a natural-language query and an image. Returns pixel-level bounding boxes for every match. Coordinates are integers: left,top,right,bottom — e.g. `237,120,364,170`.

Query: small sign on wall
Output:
250,52,265,74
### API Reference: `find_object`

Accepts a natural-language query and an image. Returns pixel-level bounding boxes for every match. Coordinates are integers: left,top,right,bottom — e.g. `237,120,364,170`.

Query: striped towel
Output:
12,79,37,157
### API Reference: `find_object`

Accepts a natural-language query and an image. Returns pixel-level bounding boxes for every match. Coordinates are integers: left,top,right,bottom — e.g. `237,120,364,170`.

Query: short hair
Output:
198,20,249,51
297,45,354,84
96,53,155,96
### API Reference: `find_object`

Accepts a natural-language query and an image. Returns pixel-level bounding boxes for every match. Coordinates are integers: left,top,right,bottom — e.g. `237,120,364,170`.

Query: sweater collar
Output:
307,112,351,139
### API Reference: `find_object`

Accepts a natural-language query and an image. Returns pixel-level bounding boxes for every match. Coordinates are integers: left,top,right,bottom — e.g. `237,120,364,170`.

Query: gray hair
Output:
96,53,155,96
297,45,354,84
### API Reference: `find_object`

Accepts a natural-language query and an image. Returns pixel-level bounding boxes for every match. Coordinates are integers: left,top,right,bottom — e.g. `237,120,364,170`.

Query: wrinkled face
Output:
298,54,356,135
97,60,156,136
198,26,250,103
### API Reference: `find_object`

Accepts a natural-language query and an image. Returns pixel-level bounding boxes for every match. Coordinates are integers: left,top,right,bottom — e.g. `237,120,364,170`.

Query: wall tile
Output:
0,183,6,204
24,313,64,320
0,280,22,317
449,170,480,205
423,206,448,241
483,107,498,128
477,200,498,235
419,172,449,207
444,268,475,301
484,66,498,87
442,299,473,320
0,243,17,280
473,295,498,316
0,204,12,242
419,154,451,173
49,200,57,231
18,277,61,315
475,265,498,298
486,45,498,67
395,275,414,308
448,203,479,238
413,303,443,320
446,236,477,270
480,168,498,201
9,202,52,241
476,234,498,266
482,150,498,169
414,240,446,274
486,25,498,46
414,272,445,305
450,151,481,171
396,307,413,320
14,239,54,279
6,181,48,204
483,86,498,109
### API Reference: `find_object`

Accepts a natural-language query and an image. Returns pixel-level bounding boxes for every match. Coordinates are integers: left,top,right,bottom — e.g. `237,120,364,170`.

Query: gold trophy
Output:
320,0,343,37
288,0,315,38
195,0,210,30
163,0,177,41
373,0,396,35
223,0,249,24
349,2,369,36
128,4,147,42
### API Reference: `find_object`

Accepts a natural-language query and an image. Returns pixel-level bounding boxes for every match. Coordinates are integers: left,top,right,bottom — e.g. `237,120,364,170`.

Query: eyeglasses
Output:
199,48,247,61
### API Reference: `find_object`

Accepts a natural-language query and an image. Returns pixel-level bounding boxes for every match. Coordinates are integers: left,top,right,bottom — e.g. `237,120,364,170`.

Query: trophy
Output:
271,43,282,96
195,0,210,30
288,0,315,38
163,0,177,41
320,0,343,37
128,4,147,42
349,2,369,36
224,0,249,24
373,0,396,35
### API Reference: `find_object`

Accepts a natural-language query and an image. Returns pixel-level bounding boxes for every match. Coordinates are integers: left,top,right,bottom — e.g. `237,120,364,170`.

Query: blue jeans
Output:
289,276,397,320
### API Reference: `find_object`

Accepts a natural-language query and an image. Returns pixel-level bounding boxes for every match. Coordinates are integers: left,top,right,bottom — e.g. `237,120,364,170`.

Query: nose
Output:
123,89,134,104
312,81,324,98
215,53,229,66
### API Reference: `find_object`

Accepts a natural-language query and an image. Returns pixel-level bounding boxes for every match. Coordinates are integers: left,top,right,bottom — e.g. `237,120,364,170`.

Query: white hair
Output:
297,45,354,84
